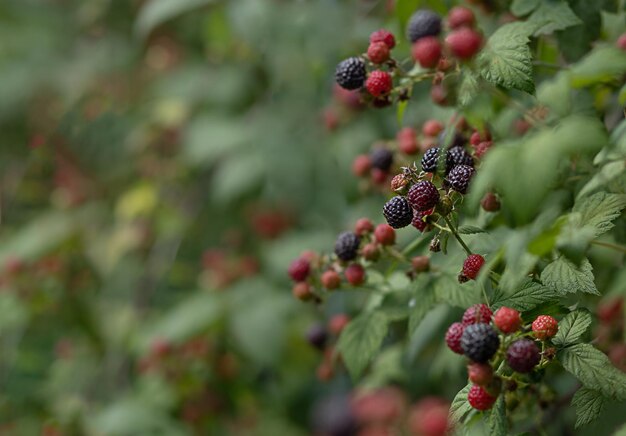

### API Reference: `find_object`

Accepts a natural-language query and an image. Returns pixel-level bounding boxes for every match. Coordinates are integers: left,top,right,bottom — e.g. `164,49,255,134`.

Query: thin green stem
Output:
590,240,626,254
443,215,472,255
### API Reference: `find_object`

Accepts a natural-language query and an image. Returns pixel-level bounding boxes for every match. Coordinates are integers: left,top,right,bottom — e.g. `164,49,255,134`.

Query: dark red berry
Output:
468,362,493,386
367,42,390,64
447,6,475,29
493,307,521,334
462,254,485,280
445,322,465,354
366,70,393,97
462,303,493,326
461,323,499,363
352,155,371,177
345,264,366,285
374,223,396,245
362,242,380,261
293,282,313,301
412,36,442,68
445,28,483,60
370,29,396,49
355,218,374,236
397,127,419,155
288,257,310,282
481,192,501,212
532,315,558,340
321,270,341,290
506,339,541,373
430,84,448,105
411,255,430,272
468,385,497,410
407,181,440,211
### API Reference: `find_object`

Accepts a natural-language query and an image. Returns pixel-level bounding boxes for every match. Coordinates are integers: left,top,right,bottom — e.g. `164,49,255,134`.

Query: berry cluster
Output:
445,304,560,410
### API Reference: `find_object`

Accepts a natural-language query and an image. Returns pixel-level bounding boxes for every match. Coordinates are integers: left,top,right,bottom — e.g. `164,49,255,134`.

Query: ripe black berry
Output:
445,146,474,173
370,148,394,171
446,164,475,194
406,10,442,43
460,323,500,363
335,57,367,90
421,147,441,173
407,181,440,211
306,324,328,350
334,232,361,261
506,339,541,373
383,196,414,229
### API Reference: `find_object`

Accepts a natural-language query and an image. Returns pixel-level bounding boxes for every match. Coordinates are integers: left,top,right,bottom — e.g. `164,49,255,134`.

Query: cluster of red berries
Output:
445,304,559,410
596,297,626,372
306,314,351,381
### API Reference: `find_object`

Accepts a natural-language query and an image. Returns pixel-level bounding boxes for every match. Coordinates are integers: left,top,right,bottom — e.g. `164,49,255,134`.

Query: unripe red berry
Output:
412,36,442,68
292,281,313,301
355,218,375,236
411,255,430,272
430,84,448,105
447,6,475,29
352,154,371,177
462,303,493,326
470,131,481,146
617,33,626,51
367,42,390,64
445,28,483,60
366,70,393,97
468,362,493,386
362,242,380,261
329,314,350,335
532,315,559,340
408,398,450,436
288,257,310,282
468,385,497,410
345,263,366,285
445,322,465,354
462,254,485,280
390,174,409,192
321,270,341,290
370,29,396,49
422,119,444,137
374,223,396,246
493,307,521,333
481,192,501,212
397,127,419,155
474,140,492,158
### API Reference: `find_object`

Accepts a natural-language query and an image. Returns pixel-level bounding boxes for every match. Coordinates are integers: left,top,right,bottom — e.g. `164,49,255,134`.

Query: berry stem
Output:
590,240,626,254
443,215,472,255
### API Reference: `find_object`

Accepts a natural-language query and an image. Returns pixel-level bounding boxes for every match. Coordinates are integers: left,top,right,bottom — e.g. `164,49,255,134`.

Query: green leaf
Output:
491,279,559,312
572,387,607,428
449,384,472,425
338,311,389,379
458,71,480,107
578,161,626,198
601,11,626,42
434,274,481,308
511,0,539,16
572,192,626,237
526,1,582,36
408,278,437,334
478,23,535,94
487,395,507,436
553,309,592,347
541,257,599,296
558,343,626,400
457,225,487,235
135,0,217,39
570,47,626,88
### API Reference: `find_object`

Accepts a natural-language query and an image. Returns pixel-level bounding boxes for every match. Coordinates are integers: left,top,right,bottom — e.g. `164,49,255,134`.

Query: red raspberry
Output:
288,257,310,281
447,6,475,29
617,33,626,51
352,154,371,177
407,181,440,211
445,28,483,60
468,385,497,410
481,192,501,212
467,362,493,386
445,322,465,354
422,119,444,137
462,254,485,280
411,255,430,272
462,303,492,326
532,315,558,340
362,242,380,261
408,397,450,436
470,131,481,146
367,41,390,64
474,140,492,158
365,70,393,97
412,208,433,232
397,127,419,155
292,282,313,301
506,339,540,373
345,264,366,285
374,223,396,245
355,218,375,236
321,270,341,290
412,36,442,68
370,29,396,49
329,314,350,335
493,307,521,333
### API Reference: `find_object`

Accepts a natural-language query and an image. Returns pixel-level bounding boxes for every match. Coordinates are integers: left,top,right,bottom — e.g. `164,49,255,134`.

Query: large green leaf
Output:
553,309,592,347
491,279,559,312
541,257,599,296
572,192,626,237
449,384,472,425
487,395,507,436
338,311,389,379
526,0,582,35
572,387,607,428
570,47,626,87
